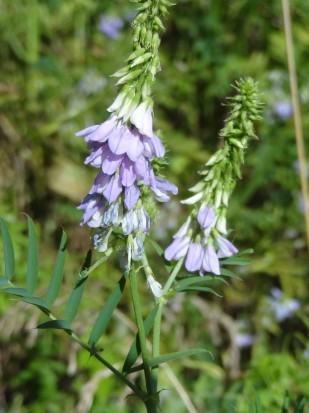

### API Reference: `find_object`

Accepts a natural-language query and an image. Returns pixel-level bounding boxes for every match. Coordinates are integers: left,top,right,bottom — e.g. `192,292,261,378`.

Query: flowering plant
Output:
0,1,263,412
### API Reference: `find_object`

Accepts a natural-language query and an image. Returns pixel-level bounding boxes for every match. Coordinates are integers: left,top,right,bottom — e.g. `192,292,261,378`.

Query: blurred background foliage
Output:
0,0,309,412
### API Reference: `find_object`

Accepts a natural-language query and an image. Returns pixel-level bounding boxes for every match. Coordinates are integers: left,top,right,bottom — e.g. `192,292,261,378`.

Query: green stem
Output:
46,312,145,400
163,257,185,294
129,269,157,413
86,248,113,275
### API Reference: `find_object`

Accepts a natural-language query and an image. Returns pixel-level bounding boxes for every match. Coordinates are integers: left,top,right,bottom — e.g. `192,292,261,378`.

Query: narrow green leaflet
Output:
1,287,32,297
149,239,173,273
122,304,159,373
176,275,226,291
149,239,163,256
0,218,15,280
219,267,238,278
37,320,72,332
27,216,38,293
22,296,51,313
44,231,67,308
220,256,251,266
176,286,222,296
64,250,92,324
88,272,128,346
0,276,9,287
149,348,211,367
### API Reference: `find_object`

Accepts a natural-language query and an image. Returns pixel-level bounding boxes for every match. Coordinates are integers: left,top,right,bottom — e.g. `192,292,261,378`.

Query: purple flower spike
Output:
185,243,203,272
201,245,220,275
217,235,238,258
164,236,191,261
197,206,216,229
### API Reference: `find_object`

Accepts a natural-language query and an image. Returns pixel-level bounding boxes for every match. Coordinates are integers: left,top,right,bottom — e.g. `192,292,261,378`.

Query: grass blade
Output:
27,216,38,293
64,250,92,323
45,231,67,308
88,271,128,346
0,218,15,280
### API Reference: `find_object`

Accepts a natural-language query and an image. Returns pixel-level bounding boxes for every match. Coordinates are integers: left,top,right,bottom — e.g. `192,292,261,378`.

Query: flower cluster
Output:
165,206,238,275
165,78,263,276
77,106,177,256
77,0,176,260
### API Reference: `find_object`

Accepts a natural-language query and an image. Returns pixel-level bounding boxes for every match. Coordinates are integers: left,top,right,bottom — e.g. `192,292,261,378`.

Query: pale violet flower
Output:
267,288,300,322
274,102,293,120
98,15,124,39
130,102,153,138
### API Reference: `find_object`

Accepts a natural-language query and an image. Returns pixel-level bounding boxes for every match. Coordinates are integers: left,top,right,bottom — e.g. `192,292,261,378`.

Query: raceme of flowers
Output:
165,78,263,276
76,0,177,260
77,105,177,257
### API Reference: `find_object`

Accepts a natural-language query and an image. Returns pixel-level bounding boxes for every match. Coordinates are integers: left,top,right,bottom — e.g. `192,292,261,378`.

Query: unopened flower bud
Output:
147,275,163,298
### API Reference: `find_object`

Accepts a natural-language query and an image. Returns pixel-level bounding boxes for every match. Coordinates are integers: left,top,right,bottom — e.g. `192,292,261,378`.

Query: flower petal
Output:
124,183,140,210
201,245,220,275
217,236,238,258
185,243,203,272
102,173,122,203
164,236,190,261
197,206,216,229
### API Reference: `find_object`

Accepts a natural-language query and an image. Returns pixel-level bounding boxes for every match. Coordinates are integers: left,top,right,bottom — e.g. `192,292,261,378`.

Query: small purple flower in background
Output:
235,333,254,348
98,15,124,39
274,101,293,120
267,288,300,322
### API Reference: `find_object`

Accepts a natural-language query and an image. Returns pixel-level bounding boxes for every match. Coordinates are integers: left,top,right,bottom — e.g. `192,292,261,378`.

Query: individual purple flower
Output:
274,102,293,120
151,177,178,202
200,244,220,276
98,15,124,39
217,235,238,258
185,242,203,272
164,235,191,261
235,333,254,348
267,288,300,322
197,206,216,229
